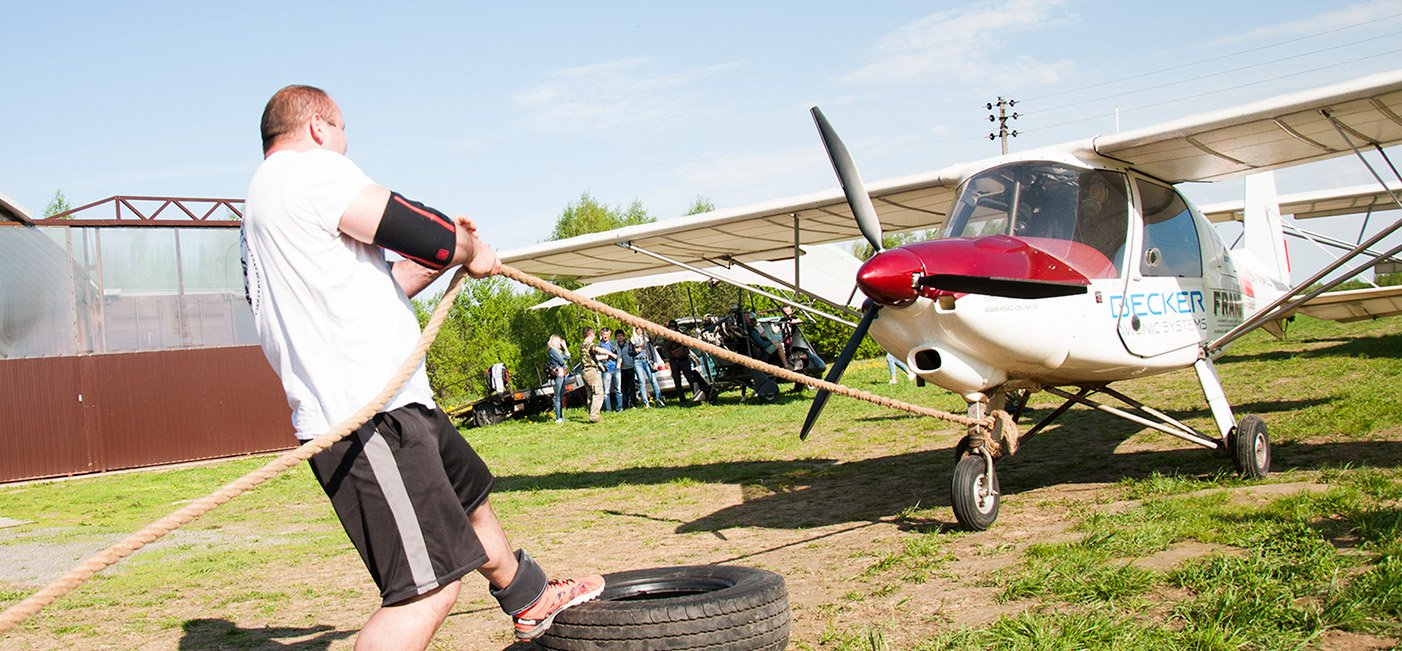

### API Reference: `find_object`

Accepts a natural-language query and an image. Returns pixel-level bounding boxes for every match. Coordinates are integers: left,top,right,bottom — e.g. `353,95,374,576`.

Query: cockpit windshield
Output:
943,162,1130,278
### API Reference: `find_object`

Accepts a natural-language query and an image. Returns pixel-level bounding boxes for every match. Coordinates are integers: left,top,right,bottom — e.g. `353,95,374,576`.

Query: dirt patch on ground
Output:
1317,629,1399,651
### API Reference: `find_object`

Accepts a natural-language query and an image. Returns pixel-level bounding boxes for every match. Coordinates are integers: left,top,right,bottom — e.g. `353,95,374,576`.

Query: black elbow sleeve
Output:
374,192,457,269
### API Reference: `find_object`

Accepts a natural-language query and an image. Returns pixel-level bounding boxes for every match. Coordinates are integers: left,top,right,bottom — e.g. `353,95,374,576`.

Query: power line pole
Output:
987,97,1019,155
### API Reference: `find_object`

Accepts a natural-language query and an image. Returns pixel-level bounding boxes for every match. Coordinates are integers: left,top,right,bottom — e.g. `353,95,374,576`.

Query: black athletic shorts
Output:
308,403,494,606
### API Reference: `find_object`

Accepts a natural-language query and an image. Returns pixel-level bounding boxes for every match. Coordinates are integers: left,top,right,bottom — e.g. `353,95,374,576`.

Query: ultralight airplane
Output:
500,69,1402,530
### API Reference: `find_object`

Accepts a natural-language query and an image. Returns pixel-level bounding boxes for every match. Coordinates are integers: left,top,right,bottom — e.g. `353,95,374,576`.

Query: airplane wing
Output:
503,69,1402,283
1295,284,1402,322
1199,182,1402,223
499,167,965,283
529,244,866,311
1080,69,1402,184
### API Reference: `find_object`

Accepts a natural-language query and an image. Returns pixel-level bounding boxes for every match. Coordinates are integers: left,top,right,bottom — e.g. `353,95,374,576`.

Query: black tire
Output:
748,370,779,402
1231,415,1270,479
537,565,789,651
473,400,506,428
951,454,1000,531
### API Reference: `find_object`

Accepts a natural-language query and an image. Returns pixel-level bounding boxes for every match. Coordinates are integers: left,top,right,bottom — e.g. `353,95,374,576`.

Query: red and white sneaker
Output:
512,574,605,641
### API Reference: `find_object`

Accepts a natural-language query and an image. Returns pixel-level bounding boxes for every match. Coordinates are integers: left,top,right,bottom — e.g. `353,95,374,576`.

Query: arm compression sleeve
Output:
374,192,457,270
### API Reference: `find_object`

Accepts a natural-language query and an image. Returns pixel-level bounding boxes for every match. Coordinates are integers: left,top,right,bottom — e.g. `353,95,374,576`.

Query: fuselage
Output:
859,155,1290,401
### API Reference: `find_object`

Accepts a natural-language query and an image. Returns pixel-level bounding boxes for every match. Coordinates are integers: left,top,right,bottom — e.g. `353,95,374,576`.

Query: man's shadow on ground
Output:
178,618,355,650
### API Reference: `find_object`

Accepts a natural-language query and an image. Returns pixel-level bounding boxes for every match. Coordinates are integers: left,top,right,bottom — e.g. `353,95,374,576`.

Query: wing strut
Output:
1282,221,1402,281
723,256,863,320
1209,111,1402,354
614,241,859,328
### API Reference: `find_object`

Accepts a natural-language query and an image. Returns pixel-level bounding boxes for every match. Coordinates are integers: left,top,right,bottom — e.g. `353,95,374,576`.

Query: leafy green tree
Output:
43,189,72,218
549,192,653,242
683,195,714,216
852,229,937,260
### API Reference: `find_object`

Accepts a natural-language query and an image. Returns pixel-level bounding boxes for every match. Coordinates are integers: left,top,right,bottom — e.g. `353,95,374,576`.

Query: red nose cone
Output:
857,247,924,306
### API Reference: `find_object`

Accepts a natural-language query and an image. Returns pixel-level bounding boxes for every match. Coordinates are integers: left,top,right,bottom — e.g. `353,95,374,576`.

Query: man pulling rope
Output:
0,86,1011,645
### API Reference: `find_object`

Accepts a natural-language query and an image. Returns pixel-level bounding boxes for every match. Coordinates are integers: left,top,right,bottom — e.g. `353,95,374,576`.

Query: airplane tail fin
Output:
1242,172,1290,285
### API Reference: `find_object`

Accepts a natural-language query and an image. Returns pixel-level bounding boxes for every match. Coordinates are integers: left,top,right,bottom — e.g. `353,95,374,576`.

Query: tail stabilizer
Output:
1243,172,1290,285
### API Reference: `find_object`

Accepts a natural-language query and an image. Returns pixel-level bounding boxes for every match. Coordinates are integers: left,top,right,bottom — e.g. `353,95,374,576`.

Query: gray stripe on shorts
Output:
359,427,438,593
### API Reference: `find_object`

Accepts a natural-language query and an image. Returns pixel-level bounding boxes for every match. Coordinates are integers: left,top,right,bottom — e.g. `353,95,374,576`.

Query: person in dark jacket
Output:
546,334,569,423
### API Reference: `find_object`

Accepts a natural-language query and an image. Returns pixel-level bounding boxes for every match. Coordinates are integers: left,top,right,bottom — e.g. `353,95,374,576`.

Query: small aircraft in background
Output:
501,70,1402,530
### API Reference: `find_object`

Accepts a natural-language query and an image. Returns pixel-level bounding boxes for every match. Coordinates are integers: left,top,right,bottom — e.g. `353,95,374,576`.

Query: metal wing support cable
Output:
615,242,859,328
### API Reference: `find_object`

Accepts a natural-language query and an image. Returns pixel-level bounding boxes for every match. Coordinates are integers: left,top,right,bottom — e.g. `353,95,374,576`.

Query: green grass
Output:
1,315,1399,648
972,464,1402,648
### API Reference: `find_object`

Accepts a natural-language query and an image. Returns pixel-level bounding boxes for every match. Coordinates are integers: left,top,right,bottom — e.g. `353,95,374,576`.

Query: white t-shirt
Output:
241,149,435,440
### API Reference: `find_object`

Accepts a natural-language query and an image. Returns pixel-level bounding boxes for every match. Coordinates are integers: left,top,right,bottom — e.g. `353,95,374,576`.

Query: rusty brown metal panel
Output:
0,356,95,481
86,346,295,471
0,346,295,483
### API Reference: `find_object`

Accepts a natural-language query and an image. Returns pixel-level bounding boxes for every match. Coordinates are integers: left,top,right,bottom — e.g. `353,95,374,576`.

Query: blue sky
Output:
3,1,1400,276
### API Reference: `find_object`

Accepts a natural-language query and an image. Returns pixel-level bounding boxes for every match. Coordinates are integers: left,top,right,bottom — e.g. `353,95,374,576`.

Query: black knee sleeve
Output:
374,192,457,270
491,548,548,615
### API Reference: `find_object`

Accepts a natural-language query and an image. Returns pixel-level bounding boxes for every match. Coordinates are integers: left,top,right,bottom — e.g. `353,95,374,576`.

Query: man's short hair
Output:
261,85,337,153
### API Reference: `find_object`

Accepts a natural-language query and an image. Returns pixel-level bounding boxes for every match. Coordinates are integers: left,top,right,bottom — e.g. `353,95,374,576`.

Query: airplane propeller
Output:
801,107,1090,440
811,107,884,253
800,299,879,440
801,106,890,440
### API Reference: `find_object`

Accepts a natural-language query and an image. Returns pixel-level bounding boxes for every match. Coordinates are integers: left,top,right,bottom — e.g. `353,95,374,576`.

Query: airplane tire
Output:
951,454,1000,531
1231,415,1271,479
537,565,789,650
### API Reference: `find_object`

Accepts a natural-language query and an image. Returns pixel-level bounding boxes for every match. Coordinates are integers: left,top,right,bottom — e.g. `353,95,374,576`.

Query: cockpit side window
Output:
1071,169,1129,273
1135,179,1203,278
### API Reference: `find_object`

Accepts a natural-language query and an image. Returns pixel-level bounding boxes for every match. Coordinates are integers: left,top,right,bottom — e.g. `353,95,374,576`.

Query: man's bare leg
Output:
470,497,520,589
354,580,461,651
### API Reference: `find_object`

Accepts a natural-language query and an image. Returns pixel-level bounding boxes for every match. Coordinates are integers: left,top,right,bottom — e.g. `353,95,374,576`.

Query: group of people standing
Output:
552,325,714,423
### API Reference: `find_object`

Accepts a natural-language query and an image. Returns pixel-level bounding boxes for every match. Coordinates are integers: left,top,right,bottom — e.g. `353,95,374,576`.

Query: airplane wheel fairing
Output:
1232,415,1270,479
537,565,789,650
951,455,1000,530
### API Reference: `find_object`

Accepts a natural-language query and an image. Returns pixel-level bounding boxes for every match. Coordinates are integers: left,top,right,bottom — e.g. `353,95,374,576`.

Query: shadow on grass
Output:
179,618,355,649
1220,331,1402,363
493,400,1402,535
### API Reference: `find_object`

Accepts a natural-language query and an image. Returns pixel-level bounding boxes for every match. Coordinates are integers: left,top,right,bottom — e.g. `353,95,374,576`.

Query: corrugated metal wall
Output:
0,346,295,483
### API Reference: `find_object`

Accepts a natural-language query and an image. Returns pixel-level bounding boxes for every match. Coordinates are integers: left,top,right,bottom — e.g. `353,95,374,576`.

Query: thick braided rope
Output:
0,267,472,636
499,264,1007,432
0,262,1013,635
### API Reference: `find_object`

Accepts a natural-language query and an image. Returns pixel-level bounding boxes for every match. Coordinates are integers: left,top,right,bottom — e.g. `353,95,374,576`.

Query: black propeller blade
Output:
811,107,884,254
918,274,1089,299
800,300,879,440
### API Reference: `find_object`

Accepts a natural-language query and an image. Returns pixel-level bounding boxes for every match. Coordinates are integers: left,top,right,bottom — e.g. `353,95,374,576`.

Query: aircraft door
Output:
1116,178,1208,358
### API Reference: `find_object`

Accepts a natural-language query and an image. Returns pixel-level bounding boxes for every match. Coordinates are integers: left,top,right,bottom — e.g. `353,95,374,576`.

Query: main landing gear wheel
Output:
537,565,790,650
1231,415,1271,479
951,453,1000,531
